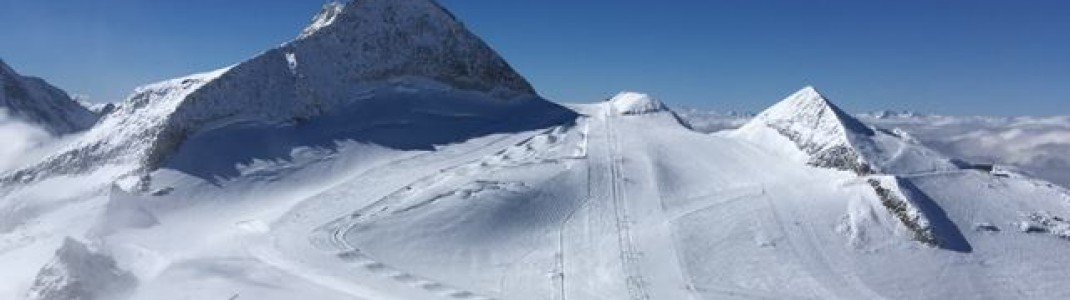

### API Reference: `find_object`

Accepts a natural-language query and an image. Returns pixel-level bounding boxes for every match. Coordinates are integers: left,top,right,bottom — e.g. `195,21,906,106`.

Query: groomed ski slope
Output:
51,94,1061,300
3,1,1068,298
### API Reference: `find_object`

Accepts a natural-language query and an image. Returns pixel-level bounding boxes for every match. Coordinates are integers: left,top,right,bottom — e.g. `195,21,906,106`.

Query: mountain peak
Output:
750,86,874,137
286,0,534,96
1,0,571,184
0,58,97,134
739,86,876,173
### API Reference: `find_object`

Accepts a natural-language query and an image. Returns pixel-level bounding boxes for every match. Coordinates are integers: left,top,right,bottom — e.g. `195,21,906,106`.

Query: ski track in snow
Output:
759,190,887,299
263,132,537,300
605,110,652,300
550,118,591,300
266,121,591,300
555,106,696,300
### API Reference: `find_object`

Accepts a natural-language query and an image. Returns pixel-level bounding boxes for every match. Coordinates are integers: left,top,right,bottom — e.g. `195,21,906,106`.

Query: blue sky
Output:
1,0,1067,115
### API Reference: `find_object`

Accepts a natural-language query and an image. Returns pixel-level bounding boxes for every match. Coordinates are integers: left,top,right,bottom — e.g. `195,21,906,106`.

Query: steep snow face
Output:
609,92,668,115
1,0,570,185
0,59,97,135
736,86,955,175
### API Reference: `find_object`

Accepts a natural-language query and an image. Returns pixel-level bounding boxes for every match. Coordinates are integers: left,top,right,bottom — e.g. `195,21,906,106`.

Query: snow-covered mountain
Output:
0,0,573,185
0,59,97,135
1,1,1069,299
678,105,1070,189
733,86,956,175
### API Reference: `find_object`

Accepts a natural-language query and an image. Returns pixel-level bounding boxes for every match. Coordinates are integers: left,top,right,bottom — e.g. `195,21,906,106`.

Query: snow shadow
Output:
896,177,974,253
164,90,577,185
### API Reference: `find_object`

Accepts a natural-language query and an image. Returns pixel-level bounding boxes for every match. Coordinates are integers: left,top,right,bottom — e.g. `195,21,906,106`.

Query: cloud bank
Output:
0,109,56,173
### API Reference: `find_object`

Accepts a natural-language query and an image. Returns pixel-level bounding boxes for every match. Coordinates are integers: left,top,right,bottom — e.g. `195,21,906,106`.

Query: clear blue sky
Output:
1,0,1067,116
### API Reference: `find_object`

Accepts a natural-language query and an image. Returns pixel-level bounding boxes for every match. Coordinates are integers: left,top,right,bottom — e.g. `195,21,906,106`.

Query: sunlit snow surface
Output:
1,0,1069,298
679,110,1070,189
3,94,1069,299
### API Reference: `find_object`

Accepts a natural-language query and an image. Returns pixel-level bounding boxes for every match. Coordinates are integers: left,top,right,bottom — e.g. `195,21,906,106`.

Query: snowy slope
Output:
0,59,97,135
734,86,957,175
95,94,1070,299
2,88,1069,299
0,0,570,186
2,1,1070,299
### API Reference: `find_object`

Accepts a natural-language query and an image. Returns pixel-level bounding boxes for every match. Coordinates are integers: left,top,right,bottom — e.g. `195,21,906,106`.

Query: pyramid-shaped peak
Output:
736,86,877,173
752,86,873,136
762,86,834,117
609,91,669,115
794,85,823,100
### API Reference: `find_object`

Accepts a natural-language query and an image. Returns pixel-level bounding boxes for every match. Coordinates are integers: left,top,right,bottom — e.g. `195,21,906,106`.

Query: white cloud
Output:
0,109,56,173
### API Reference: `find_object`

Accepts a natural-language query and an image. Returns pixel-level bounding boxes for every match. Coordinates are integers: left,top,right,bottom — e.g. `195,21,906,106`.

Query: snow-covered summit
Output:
608,92,669,115
744,86,874,138
0,59,97,134
736,86,955,175
1,0,572,185
285,0,535,96
737,86,875,173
